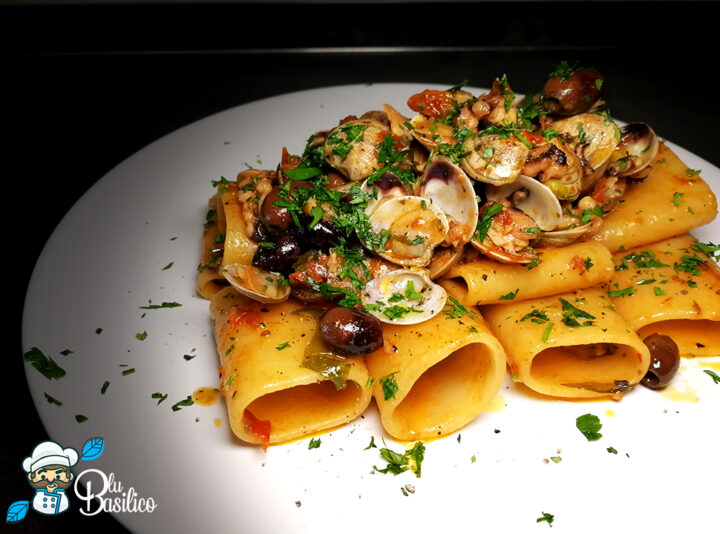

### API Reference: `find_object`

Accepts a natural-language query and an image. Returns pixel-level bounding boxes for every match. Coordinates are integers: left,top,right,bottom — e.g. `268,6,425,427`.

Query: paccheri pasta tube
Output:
593,143,717,253
364,306,507,441
211,287,373,447
483,287,651,399
606,234,720,358
197,175,266,299
440,240,614,306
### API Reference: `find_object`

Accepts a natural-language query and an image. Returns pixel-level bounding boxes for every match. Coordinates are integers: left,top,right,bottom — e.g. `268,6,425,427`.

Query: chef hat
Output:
22,441,79,473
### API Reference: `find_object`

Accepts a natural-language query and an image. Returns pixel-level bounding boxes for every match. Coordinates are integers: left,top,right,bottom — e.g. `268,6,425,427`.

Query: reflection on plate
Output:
22,84,720,533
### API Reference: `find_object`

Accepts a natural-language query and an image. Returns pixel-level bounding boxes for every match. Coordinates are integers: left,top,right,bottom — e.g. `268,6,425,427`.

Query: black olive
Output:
641,333,680,389
260,181,313,234
543,68,604,116
251,235,302,274
260,187,292,234
319,306,384,356
307,219,344,252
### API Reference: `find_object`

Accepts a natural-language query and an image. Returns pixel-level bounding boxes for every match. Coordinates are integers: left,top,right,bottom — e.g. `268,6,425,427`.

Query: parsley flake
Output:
23,347,66,380
576,413,603,441
374,441,425,478
704,370,720,384
380,372,400,400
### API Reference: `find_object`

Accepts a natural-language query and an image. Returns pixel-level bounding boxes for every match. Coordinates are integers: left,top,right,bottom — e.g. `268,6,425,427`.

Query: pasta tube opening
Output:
637,319,720,359
392,342,499,436
531,343,644,394
244,380,367,441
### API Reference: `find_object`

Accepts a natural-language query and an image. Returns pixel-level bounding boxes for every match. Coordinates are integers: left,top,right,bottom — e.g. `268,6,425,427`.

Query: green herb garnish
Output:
576,413,603,441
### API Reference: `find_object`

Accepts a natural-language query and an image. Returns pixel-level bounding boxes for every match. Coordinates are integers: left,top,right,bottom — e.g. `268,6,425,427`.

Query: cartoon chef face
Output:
22,441,79,515
27,464,74,492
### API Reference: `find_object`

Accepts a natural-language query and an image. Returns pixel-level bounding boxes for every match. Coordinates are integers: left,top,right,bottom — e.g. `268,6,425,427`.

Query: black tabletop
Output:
4,2,719,532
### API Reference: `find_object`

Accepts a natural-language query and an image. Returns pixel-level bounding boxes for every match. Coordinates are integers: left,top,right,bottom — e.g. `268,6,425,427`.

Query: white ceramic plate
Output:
23,84,720,534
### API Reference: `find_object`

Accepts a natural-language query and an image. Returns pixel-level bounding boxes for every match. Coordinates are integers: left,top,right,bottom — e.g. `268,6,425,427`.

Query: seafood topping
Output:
361,269,448,325
417,157,479,247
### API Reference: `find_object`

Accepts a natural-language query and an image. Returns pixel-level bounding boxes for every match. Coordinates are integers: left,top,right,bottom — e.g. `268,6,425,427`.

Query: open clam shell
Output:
485,174,563,232
417,157,479,247
222,263,291,303
609,122,659,178
360,172,410,216
361,268,448,325
549,112,620,192
461,133,529,185
324,119,389,182
427,245,464,279
366,195,450,267
535,222,595,248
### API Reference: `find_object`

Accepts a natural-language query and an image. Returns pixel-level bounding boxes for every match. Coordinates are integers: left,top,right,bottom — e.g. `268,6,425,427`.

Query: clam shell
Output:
366,195,450,267
417,157,479,246
461,133,529,185
362,268,448,325
485,175,563,232
222,263,291,303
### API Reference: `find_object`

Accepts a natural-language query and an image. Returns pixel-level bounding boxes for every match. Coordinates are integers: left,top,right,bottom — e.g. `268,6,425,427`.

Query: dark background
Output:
4,1,719,532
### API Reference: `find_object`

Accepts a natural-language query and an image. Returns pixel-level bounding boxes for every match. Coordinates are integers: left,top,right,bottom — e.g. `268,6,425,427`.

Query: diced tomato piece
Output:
407,90,455,118
520,130,546,146
243,409,271,451
570,256,587,272
227,308,265,329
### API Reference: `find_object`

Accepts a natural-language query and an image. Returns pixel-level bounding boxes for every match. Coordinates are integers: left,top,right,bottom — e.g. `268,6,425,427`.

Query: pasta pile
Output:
197,64,719,448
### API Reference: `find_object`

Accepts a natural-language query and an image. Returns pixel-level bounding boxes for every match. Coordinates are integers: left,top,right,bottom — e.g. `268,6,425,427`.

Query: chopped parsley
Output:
308,437,321,449
374,441,425,478
499,288,519,301
608,286,635,298
171,395,194,412
140,301,182,309
382,305,422,321
691,241,719,260
380,372,400,400
576,413,603,441
654,286,667,296
615,249,669,271
541,322,554,342
674,254,707,276
559,298,595,327
44,393,62,406
23,347,66,380
326,123,369,159
474,202,504,243
75,415,88,423
536,512,555,527
101,381,110,394
121,368,136,376
444,296,476,320
520,309,550,324
135,331,148,341
704,370,720,384
276,342,291,351
365,436,377,450
152,392,168,405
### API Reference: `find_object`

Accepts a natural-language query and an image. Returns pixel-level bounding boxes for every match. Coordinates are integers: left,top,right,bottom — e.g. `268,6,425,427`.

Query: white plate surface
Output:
23,84,720,534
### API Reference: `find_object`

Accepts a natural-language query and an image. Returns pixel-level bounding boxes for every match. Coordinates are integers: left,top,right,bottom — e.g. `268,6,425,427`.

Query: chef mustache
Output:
28,468,74,490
